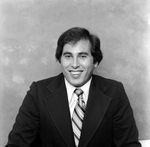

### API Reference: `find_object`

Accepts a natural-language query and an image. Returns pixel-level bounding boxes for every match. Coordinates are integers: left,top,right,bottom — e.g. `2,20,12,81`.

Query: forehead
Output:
62,40,91,53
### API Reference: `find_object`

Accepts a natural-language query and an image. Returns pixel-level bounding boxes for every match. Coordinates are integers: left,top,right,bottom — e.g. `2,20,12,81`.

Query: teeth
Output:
70,71,81,75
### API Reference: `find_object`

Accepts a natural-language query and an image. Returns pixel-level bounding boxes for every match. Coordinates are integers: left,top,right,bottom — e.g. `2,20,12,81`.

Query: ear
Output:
94,62,98,68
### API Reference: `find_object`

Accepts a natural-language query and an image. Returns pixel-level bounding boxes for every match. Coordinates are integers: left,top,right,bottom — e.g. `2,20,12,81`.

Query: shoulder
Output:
27,73,63,98
36,75,58,86
92,74,124,93
31,73,63,89
93,74,122,86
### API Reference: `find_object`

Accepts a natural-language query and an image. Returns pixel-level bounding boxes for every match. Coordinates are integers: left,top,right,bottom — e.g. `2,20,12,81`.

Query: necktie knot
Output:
74,88,83,97
74,89,85,107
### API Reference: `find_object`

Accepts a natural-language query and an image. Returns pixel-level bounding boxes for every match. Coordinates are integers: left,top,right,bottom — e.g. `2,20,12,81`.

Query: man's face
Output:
60,39,98,87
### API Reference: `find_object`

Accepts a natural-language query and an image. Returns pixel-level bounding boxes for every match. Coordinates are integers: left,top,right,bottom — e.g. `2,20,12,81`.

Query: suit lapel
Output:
79,75,112,147
43,74,112,147
44,74,75,147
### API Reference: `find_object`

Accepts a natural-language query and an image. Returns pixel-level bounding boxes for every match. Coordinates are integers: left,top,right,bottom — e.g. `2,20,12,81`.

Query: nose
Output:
71,57,79,68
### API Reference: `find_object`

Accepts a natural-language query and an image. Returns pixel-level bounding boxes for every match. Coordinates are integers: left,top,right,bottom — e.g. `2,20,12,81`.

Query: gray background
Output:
0,0,150,146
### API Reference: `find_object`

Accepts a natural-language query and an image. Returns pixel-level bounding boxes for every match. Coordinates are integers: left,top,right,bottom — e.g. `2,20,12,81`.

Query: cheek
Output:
82,61,94,70
61,60,69,68
84,66,95,76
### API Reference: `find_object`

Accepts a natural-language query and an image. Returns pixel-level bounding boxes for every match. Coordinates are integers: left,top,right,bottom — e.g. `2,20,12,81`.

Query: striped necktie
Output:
72,88,85,147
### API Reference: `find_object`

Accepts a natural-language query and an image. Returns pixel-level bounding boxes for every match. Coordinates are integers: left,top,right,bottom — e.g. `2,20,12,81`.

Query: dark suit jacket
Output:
6,73,141,147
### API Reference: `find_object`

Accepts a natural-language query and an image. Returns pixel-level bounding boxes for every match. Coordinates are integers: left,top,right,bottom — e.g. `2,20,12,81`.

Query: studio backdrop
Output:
0,0,150,146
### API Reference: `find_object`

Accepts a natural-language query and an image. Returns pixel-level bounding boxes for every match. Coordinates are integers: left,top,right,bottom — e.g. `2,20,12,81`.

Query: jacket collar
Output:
45,73,112,147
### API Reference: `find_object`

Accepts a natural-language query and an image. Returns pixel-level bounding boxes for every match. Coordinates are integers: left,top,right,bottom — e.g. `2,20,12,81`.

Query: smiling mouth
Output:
69,71,83,75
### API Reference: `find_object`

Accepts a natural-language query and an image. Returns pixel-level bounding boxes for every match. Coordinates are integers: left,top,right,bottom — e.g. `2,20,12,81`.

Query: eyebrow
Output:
62,52,89,55
62,52,72,55
78,52,89,55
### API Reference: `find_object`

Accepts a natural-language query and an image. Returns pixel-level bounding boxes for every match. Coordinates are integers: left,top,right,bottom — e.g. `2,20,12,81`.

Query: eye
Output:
64,54,71,58
80,54,87,58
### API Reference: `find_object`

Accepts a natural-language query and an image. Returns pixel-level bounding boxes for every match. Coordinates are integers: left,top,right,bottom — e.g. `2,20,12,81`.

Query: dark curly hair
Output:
55,27,103,64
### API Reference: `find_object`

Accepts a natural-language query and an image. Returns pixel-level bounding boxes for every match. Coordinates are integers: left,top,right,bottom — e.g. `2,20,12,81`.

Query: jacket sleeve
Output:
113,82,141,147
5,82,40,147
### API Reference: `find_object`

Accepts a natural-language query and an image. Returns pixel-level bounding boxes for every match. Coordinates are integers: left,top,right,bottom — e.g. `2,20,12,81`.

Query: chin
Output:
70,81,84,87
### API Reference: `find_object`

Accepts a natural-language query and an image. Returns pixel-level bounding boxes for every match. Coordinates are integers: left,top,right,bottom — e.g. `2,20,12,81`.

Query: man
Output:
6,27,141,147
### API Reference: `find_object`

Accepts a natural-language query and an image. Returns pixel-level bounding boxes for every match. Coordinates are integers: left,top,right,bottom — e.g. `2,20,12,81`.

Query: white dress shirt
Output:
64,78,92,118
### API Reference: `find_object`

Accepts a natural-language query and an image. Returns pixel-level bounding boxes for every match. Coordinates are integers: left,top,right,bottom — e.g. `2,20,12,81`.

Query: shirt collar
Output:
64,78,92,104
